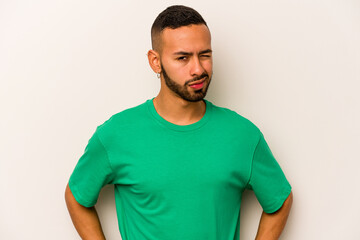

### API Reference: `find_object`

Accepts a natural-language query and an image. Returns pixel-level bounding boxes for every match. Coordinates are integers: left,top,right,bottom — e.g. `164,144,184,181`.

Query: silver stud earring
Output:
156,72,160,79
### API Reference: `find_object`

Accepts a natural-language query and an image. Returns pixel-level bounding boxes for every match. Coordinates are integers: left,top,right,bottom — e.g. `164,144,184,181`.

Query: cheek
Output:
166,62,189,79
203,61,213,74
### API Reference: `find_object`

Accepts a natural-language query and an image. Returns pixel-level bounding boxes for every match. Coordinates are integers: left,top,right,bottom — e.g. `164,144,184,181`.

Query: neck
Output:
153,92,206,125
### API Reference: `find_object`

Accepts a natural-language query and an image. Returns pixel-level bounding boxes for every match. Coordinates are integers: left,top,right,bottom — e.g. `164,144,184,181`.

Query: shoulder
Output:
95,100,149,135
207,99,261,136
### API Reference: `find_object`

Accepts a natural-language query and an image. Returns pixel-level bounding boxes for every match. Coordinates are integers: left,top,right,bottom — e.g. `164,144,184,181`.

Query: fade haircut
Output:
151,5,208,52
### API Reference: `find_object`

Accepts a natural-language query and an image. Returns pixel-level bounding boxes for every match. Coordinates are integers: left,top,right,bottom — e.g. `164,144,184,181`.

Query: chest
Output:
107,127,253,196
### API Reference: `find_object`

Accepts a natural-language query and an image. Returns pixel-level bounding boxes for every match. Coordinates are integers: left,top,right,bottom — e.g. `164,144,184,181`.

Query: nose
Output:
190,56,205,76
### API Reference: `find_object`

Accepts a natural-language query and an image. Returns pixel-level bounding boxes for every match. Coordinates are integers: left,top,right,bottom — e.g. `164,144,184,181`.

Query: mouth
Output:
188,77,207,89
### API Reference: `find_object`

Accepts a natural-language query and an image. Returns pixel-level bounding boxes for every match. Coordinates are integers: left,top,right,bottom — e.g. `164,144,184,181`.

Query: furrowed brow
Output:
199,49,212,54
173,49,212,56
173,51,192,56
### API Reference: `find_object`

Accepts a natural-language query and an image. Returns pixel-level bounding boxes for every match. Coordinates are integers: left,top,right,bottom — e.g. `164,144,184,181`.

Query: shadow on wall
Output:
96,185,120,238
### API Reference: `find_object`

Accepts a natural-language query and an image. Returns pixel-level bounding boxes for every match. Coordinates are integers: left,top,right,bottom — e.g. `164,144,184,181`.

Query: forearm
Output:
65,184,106,240
255,191,293,240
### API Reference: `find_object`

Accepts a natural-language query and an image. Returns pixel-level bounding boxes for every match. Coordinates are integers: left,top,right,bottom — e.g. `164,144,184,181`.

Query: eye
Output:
200,54,211,58
177,56,187,61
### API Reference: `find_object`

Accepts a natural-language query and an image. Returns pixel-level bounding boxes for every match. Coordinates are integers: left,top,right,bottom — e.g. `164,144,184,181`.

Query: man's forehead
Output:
160,24,211,53
161,24,210,40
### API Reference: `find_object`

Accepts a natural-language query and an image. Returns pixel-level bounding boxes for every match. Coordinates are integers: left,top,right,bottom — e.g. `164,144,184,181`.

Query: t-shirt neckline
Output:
147,97,212,132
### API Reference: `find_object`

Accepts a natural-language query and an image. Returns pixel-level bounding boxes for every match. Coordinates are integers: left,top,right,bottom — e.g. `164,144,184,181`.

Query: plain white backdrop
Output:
1,0,359,239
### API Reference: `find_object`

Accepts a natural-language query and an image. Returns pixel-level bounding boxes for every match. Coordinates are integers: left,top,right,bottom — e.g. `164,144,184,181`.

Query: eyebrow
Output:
173,49,212,56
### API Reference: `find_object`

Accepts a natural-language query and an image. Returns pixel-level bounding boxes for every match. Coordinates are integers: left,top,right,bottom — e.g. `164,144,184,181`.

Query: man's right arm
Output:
65,183,106,240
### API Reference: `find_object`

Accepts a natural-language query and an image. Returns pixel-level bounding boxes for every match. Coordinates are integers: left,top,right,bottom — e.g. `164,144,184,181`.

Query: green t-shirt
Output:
69,98,291,240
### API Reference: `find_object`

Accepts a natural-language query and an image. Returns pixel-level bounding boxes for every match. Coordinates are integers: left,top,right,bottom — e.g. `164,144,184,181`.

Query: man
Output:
65,5,293,240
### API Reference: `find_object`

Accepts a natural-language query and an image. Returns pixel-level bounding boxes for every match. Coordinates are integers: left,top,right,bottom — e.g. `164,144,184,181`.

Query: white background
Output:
1,0,359,239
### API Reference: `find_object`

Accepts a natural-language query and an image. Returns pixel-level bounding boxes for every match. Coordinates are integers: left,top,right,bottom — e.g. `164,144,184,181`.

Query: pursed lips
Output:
188,77,207,89
188,76,207,86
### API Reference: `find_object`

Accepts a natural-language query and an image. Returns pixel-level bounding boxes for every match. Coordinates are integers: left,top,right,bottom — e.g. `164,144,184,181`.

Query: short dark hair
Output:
151,5,208,51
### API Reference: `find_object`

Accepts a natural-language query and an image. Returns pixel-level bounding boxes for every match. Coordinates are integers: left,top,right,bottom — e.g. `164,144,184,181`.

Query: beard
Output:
161,63,212,102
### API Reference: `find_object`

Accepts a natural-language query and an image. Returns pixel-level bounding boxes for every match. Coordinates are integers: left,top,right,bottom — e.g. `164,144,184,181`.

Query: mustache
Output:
185,73,209,85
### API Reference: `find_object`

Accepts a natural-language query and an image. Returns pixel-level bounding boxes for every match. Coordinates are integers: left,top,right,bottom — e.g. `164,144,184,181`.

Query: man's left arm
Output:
255,191,293,240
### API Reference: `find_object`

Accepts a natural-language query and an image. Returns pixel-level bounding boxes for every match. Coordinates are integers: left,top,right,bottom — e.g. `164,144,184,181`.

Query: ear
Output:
147,49,161,74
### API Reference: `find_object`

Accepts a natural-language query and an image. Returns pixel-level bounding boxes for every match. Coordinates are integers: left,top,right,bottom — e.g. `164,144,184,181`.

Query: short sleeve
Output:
68,129,114,207
246,133,292,213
